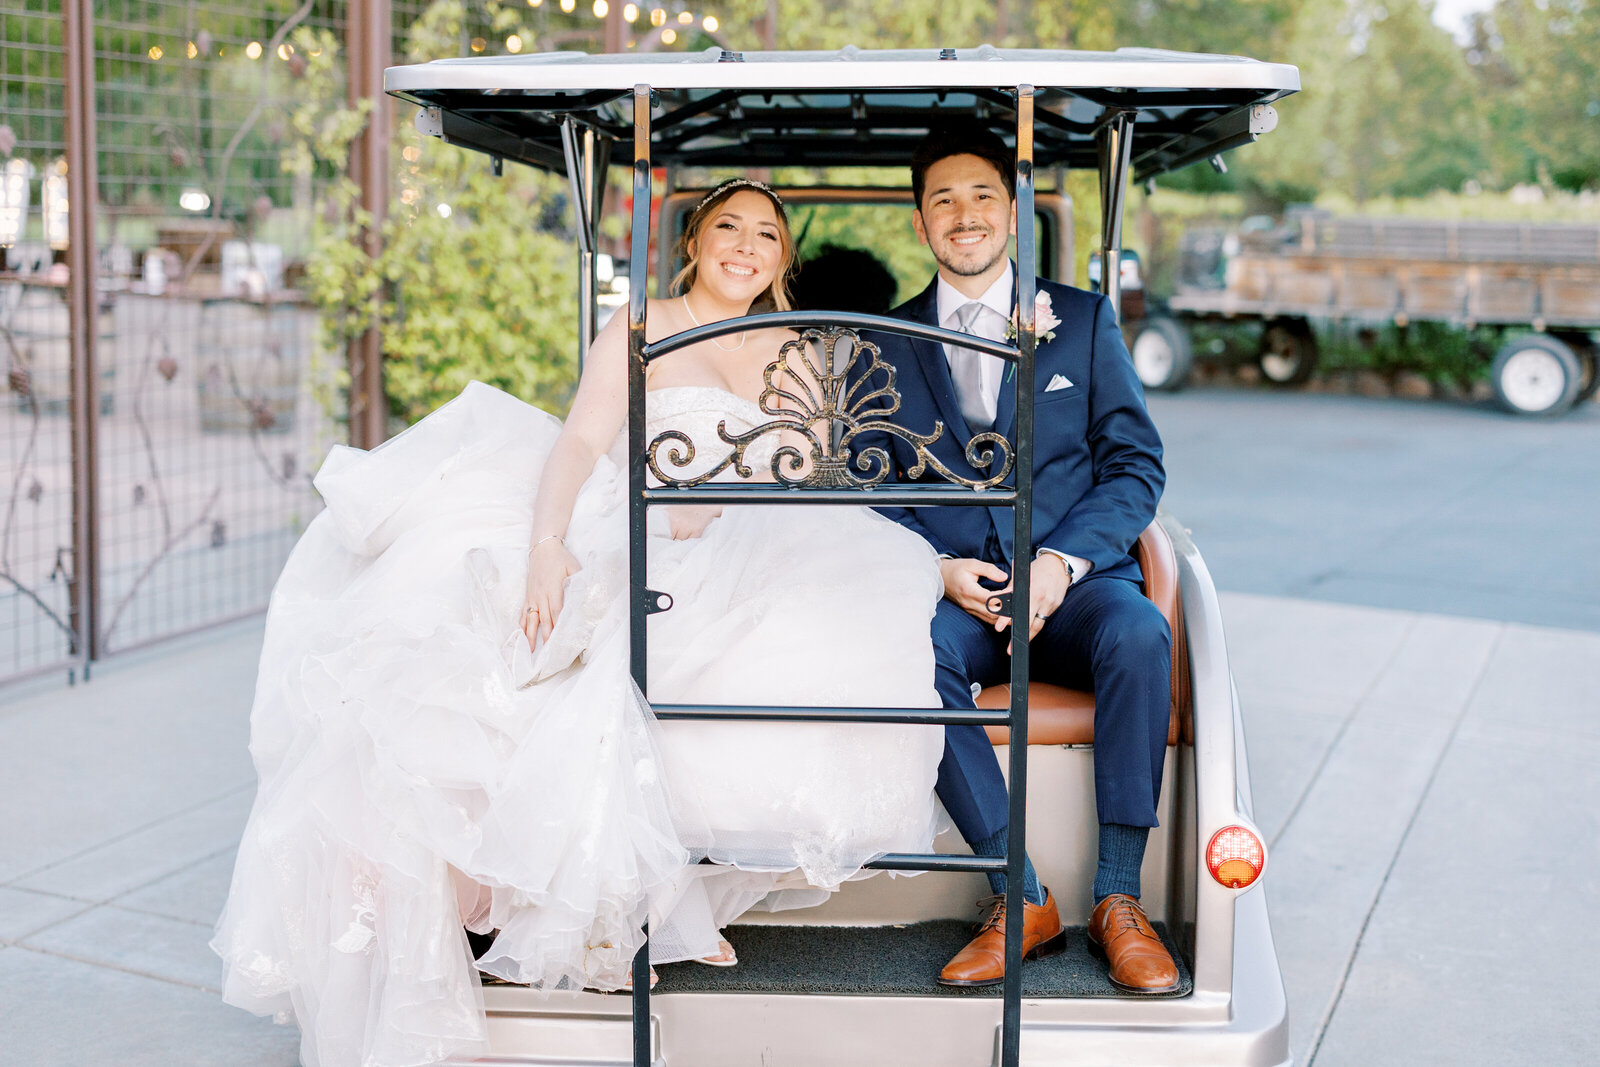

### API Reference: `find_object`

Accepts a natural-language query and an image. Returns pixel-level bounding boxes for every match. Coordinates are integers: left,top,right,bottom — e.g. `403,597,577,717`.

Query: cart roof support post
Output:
626,84,655,1067
1097,111,1134,322
1001,84,1038,1067
562,118,611,367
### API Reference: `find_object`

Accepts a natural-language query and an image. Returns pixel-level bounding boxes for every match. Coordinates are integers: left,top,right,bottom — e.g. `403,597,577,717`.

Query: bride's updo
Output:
671,178,795,312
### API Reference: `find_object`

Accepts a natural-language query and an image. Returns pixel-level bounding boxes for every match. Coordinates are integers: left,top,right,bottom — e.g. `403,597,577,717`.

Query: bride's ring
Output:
524,607,538,617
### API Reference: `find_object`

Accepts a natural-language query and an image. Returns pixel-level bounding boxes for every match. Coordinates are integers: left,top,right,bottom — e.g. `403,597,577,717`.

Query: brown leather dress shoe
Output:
1087,894,1180,993
937,891,1066,987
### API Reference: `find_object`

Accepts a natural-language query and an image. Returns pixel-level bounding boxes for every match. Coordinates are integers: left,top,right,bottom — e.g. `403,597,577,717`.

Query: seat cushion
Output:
976,520,1187,747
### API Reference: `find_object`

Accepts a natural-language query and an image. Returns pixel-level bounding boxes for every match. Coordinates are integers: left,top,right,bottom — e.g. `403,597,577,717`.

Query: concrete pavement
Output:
0,618,299,1067
1149,389,1600,632
1225,593,1600,1065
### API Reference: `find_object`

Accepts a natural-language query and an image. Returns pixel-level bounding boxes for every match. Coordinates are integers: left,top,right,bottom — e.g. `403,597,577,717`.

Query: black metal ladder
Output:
622,84,1042,1067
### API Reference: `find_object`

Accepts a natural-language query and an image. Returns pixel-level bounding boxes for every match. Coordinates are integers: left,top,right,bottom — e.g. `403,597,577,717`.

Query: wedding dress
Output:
212,381,946,1067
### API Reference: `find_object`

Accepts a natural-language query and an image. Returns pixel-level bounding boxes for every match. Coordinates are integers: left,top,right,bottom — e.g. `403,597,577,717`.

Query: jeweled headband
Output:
692,177,785,216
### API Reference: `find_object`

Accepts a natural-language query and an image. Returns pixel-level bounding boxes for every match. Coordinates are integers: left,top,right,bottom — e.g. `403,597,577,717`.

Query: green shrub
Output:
285,4,579,431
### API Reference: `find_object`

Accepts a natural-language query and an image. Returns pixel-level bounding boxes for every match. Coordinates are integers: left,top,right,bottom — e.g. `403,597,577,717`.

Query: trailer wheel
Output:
1572,346,1599,406
1130,316,1194,391
1259,319,1318,386
1490,334,1581,416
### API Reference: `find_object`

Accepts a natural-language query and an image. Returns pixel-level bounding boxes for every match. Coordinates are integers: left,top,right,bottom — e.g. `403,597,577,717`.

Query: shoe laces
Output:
974,895,1007,933
1104,896,1153,936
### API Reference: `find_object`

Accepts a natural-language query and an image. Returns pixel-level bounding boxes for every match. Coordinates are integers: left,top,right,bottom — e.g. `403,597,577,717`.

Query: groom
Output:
859,124,1178,993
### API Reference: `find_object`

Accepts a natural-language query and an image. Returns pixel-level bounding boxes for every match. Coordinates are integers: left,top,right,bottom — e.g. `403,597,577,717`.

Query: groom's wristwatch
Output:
1037,548,1075,585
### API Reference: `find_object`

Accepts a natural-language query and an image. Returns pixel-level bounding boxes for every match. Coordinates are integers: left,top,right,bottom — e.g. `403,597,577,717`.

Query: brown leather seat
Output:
976,520,1189,747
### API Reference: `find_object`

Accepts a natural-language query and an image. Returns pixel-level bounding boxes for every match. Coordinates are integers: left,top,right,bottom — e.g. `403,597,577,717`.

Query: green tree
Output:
292,1,579,427
1469,0,1600,191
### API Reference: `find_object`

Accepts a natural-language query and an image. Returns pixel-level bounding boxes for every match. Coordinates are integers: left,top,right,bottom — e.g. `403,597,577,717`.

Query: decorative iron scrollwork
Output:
646,327,1014,490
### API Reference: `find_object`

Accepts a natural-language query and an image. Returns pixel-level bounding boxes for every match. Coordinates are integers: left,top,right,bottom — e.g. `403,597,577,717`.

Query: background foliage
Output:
276,0,1599,422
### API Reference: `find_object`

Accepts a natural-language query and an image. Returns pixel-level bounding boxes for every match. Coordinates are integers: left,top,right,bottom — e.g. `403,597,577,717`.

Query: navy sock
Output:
1092,823,1150,904
971,826,1045,906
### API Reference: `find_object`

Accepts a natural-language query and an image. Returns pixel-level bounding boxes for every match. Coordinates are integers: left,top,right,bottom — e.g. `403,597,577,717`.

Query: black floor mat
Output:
651,921,1192,998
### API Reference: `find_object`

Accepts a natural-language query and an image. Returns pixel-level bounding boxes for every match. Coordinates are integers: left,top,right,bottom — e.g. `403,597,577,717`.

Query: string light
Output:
593,0,609,16
506,34,523,52
402,145,421,162
185,41,197,59
528,0,542,6
703,15,718,31
677,10,692,24
650,7,666,26
470,37,486,52
661,27,676,43
437,203,453,218
147,45,163,60
277,43,294,60
624,3,638,20
560,0,576,11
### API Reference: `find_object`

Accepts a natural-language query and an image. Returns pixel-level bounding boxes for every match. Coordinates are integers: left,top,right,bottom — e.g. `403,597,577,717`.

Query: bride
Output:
211,178,947,1067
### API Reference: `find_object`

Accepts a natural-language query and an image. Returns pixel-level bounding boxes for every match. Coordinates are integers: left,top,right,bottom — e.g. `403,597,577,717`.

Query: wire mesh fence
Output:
1,0,362,683
1,0,599,686
2,0,79,681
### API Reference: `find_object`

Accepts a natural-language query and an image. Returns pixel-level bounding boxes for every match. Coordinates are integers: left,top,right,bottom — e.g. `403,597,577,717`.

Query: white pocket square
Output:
1045,374,1073,392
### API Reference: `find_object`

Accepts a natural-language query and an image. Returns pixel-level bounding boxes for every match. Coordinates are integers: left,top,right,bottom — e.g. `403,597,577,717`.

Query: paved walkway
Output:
1148,388,1600,633
0,620,298,1067
3,592,1596,1065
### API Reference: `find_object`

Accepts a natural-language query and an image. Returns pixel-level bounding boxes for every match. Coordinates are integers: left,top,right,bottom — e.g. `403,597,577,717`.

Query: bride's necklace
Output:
681,295,746,352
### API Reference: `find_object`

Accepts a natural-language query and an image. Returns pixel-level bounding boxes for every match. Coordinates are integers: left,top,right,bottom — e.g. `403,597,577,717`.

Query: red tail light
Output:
1206,825,1265,889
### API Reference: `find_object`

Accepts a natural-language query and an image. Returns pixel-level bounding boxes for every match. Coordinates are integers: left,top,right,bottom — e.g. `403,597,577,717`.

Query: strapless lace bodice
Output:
605,386,779,485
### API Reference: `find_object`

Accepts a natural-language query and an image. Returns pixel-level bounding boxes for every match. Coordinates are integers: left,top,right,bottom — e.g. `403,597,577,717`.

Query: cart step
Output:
648,920,1191,999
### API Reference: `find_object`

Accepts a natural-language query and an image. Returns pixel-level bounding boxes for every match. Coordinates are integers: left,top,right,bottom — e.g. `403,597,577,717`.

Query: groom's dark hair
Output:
910,122,1016,210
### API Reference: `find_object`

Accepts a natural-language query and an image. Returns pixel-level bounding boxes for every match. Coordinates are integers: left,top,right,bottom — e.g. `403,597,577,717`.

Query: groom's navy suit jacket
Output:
860,271,1164,580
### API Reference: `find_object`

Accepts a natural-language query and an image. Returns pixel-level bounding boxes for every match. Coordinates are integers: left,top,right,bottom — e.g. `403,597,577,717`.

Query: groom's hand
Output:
940,557,1011,622
992,555,1072,652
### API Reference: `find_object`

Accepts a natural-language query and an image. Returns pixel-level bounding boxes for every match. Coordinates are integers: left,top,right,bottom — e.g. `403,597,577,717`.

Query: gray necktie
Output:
951,300,992,430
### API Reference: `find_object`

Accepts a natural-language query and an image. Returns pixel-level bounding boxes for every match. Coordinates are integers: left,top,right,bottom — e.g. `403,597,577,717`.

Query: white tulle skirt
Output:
212,382,946,1067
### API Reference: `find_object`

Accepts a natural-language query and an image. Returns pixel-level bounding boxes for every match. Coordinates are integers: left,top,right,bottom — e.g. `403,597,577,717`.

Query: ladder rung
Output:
652,704,1011,726
863,853,1008,873
641,486,1016,507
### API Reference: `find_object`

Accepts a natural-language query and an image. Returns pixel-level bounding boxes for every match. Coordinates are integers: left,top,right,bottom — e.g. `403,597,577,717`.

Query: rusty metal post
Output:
346,0,391,450
762,0,778,49
603,3,628,52
62,0,100,673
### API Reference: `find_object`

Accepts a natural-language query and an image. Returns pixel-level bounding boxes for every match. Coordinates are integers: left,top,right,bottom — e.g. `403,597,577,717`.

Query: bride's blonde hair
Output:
670,179,794,313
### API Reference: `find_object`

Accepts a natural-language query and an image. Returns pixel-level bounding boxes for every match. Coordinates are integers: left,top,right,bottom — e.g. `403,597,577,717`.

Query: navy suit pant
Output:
932,576,1172,846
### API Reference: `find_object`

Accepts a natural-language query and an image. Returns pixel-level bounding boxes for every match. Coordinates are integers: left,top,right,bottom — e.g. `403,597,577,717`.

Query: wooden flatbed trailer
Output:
1129,215,1600,416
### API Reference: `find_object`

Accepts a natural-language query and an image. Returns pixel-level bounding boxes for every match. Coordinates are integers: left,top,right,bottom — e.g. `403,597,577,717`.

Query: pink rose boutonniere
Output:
1005,291,1061,380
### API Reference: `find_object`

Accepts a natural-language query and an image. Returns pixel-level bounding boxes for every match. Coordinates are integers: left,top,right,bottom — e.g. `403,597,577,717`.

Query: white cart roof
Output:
385,46,1300,179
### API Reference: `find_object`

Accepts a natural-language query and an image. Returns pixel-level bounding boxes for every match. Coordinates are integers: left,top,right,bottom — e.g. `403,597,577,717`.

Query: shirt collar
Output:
936,266,1014,328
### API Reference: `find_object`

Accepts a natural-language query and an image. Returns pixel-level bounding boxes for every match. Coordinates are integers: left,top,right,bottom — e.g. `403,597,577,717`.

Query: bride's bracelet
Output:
529,534,565,554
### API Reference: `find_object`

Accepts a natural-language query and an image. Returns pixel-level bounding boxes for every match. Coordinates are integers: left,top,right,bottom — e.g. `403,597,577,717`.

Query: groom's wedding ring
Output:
1034,612,1049,619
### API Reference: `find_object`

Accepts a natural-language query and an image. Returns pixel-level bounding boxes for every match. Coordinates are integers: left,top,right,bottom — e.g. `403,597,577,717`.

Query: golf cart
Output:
386,44,1299,1067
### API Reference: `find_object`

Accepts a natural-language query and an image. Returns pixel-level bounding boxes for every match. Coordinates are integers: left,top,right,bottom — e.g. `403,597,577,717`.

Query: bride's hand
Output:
523,536,582,650
667,505,722,540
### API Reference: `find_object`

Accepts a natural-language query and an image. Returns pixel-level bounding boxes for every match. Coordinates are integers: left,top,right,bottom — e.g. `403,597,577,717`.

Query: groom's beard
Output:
933,226,1008,278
